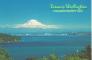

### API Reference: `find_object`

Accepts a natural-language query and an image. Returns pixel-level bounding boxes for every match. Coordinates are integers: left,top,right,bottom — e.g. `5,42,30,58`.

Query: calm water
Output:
0,35,91,60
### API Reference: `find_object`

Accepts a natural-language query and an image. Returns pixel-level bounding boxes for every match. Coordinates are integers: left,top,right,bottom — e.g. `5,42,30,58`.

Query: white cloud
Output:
15,19,60,29
0,24,15,28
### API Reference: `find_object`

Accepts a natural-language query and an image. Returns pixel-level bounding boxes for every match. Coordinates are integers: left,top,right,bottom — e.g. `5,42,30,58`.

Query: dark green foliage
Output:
64,45,91,60
48,54,60,60
79,45,91,60
0,48,12,60
64,54,81,60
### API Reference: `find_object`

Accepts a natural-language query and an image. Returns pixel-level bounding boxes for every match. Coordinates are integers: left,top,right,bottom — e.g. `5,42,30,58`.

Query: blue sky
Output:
0,0,91,33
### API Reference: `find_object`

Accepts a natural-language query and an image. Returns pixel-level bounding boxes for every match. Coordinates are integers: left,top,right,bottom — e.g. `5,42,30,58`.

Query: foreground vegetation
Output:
26,45,91,60
0,45,91,60
0,33,20,43
0,48,12,60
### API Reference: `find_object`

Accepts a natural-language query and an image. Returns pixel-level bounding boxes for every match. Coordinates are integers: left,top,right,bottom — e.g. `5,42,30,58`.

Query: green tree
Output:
48,54,60,60
0,48,12,60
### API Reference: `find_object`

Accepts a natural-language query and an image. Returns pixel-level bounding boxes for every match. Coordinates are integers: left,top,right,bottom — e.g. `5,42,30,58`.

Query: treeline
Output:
0,33,20,43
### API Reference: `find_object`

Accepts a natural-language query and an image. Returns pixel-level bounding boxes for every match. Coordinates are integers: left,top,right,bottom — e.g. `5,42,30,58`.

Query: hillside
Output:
0,33,20,43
